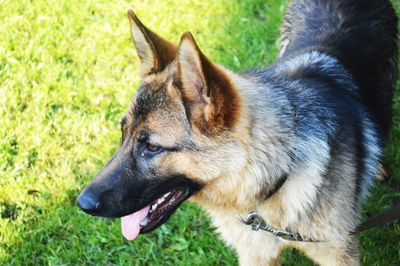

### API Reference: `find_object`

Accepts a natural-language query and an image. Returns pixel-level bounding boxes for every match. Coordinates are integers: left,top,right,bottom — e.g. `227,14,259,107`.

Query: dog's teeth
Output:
140,218,148,227
152,203,158,210
164,192,171,197
157,198,164,204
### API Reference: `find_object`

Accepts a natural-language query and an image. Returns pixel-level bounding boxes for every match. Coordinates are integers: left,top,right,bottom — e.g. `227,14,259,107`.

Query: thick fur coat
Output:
78,0,398,265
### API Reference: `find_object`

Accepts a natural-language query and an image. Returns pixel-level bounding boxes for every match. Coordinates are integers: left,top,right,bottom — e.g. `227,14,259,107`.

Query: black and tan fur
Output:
77,1,398,264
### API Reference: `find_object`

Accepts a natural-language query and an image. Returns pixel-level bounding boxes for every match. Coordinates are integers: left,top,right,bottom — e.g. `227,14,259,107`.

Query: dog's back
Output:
280,0,398,136
78,1,399,264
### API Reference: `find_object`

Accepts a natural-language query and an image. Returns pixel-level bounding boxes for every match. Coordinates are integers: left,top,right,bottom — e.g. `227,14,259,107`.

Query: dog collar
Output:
237,211,326,242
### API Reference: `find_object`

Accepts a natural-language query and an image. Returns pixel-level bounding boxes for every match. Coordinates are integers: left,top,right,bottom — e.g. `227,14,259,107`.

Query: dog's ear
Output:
177,32,241,134
127,9,177,77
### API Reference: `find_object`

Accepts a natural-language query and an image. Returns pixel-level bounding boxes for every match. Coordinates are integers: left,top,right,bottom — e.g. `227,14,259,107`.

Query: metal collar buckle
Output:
237,211,325,242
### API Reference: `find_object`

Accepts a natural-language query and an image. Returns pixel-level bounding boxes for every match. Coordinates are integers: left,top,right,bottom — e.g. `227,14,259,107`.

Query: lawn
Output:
0,0,399,265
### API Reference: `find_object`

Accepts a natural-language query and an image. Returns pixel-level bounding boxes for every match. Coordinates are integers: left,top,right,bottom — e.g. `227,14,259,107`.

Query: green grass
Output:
0,0,399,265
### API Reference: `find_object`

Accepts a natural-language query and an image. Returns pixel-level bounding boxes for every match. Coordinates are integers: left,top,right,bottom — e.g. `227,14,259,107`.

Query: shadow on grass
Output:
2,0,400,265
358,4,400,263
358,80,400,264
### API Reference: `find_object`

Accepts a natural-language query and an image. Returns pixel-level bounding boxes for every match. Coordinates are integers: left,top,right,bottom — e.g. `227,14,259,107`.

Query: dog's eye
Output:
147,143,160,152
142,142,164,157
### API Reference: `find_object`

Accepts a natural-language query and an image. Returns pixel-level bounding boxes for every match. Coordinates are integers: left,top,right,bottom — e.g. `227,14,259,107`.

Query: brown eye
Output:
146,143,160,152
142,142,164,157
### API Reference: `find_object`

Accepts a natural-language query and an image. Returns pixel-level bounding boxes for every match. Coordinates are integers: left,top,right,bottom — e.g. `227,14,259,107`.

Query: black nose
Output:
77,189,101,215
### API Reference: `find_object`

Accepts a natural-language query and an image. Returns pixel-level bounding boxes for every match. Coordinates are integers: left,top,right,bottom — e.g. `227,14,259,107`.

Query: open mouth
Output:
121,187,190,241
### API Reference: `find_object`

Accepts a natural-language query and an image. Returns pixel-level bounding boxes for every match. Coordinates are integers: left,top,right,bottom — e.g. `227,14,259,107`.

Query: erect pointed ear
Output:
127,9,177,77
177,32,241,134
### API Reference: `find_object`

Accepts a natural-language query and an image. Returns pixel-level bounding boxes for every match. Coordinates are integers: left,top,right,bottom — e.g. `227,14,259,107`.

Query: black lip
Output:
78,174,203,227
139,187,191,233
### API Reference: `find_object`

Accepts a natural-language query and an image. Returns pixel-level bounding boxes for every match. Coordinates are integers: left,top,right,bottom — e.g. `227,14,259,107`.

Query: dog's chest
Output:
206,209,284,258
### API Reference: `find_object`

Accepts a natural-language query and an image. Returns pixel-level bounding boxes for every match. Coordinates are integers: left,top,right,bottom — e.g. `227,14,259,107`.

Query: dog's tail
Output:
280,0,398,136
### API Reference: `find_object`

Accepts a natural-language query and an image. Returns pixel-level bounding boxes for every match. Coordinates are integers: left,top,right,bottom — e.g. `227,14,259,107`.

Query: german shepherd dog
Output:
77,0,398,264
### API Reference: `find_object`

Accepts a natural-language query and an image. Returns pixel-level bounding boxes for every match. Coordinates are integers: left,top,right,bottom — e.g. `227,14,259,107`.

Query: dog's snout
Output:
77,189,101,215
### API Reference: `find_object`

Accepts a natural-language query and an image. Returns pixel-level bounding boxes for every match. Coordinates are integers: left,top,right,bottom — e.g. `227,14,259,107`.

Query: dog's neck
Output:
190,71,297,212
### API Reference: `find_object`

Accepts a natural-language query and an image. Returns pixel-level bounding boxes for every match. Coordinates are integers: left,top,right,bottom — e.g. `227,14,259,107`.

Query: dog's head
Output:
77,9,244,240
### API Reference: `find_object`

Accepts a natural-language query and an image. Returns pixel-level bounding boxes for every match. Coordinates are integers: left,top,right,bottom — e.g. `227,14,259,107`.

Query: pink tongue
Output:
121,206,150,241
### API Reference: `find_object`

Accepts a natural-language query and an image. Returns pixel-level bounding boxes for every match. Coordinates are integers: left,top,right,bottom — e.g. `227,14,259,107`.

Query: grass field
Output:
1,0,399,265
